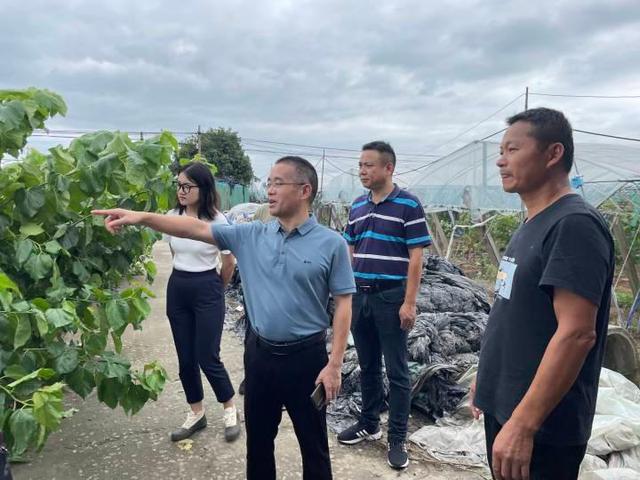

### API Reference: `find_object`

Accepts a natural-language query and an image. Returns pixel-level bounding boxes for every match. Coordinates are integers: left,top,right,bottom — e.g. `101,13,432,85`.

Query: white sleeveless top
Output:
164,209,231,272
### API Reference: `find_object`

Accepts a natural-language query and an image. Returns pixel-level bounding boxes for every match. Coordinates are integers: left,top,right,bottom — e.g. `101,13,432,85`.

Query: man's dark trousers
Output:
244,329,332,480
484,414,587,480
351,285,411,443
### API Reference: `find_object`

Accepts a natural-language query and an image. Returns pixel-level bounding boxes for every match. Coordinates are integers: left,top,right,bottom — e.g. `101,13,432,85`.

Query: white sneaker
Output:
223,406,241,442
170,409,207,442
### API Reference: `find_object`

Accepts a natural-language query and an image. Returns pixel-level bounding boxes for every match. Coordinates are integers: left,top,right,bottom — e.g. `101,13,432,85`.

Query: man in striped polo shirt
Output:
337,141,431,470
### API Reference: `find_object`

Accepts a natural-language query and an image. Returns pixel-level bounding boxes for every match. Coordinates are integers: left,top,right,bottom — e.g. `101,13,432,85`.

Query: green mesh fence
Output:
216,180,250,211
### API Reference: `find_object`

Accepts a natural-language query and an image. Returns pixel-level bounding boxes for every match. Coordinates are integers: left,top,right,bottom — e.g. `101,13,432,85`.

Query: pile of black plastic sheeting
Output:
326,255,490,430
224,254,491,430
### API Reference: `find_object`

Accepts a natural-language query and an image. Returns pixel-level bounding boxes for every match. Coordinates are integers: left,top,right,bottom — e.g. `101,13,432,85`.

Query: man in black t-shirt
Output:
471,108,615,480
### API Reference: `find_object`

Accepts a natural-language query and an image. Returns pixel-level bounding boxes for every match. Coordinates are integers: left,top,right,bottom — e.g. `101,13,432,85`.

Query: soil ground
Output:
13,243,485,480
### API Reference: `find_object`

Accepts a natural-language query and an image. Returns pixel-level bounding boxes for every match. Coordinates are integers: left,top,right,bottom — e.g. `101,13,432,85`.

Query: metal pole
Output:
197,125,202,155
525,86,529,111
320,149,325,194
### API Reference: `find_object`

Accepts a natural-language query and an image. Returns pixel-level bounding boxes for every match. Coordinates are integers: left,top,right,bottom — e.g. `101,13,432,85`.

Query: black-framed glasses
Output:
266,181,307,189
177,182,199,194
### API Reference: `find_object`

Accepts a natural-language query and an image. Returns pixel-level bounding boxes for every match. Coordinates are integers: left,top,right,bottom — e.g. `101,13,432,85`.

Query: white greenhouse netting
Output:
320,141,640,213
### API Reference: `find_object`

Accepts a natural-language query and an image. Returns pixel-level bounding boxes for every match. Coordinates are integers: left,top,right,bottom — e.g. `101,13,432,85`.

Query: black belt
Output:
250,328,326,356
356,279,406,294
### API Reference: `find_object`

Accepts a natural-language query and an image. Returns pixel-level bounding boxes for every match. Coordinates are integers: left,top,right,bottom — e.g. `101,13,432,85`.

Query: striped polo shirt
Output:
343,185,431,282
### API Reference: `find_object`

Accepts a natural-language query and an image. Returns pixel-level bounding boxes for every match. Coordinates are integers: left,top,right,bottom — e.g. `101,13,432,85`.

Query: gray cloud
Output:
3,0,640,179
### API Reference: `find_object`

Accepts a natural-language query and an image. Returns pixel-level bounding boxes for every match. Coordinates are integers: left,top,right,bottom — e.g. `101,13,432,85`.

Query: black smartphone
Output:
310,383,326,410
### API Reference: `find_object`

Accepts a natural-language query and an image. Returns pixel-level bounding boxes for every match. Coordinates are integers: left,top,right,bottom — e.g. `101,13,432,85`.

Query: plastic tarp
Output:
225,202,261,223
580,469,640,480
609,446,640,471
408,368,640,477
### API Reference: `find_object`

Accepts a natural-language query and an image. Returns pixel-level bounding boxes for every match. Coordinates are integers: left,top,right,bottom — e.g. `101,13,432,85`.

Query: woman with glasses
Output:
164,162,240,443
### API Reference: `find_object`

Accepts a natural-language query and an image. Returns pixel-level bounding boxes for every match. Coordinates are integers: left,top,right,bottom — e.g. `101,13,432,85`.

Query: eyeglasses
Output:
177,182,199,194
266,181,307,189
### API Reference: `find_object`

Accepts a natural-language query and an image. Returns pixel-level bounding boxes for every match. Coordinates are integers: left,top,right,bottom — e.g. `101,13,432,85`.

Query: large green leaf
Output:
14,316,32,349
15,238,34,265
59,226,79,250
65,366,95,398
44,240,63,255
45,308,74,329
3,364,28,380
121,384,149,415
15,186,45,218
53,348,79,375
32,383,64,430
105,299,129,332
9,408,37,456
72,261,90,283
49,146,75,175
19,223,45,237
24,253,53,281
130,297,151,324
98,352,131,381
0,272,20,293
97,377,123,409
82,333,107,355
139,362,167,398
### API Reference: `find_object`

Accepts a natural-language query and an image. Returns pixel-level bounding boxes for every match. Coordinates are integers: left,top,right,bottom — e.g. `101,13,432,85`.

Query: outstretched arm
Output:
92,208,216,245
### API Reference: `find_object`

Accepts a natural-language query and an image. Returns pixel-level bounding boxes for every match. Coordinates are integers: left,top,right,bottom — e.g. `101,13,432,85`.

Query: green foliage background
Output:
0,88,172,459
179,128,254,185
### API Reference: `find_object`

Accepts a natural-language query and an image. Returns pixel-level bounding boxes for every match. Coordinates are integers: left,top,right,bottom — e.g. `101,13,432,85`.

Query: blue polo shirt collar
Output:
367,184,400,204
272,215,318,236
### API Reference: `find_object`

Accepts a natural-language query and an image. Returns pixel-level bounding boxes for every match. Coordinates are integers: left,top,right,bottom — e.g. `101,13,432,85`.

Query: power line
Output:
34,128,195,136
479,128,507,141
323,157,358,177
395,140,490,176
424,93,524,153
32,128,439,159
32,133,81,139
573,129,640,143
530,92,640,99
583,179,640,184
243,137,440,158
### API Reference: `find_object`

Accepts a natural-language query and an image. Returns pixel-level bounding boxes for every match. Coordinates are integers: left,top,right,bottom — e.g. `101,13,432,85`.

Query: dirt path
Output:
14,243,481,480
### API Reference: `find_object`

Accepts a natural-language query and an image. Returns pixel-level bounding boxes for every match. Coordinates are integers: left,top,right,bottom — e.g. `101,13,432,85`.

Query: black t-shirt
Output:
475,194,614,446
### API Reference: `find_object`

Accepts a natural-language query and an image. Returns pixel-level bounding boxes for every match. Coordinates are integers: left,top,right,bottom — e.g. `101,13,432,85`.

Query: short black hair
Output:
507,107,574,172
275,156,319,203
362,140,396,167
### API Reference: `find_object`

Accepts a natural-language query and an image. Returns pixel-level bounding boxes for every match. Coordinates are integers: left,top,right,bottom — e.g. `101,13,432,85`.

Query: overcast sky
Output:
3,0,640,181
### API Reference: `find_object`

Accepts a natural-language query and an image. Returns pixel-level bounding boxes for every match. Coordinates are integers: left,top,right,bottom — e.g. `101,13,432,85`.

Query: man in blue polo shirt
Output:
337,141,431,470
93,156,355,480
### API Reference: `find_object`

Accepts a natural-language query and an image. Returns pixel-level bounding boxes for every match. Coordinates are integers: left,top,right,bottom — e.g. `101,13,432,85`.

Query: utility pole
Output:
320,149,326,195
197,125,202,155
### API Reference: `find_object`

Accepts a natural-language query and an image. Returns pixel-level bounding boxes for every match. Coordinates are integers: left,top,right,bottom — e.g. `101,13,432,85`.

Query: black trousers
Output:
484,414,587,480
244,329,332,480
352,287,411,443
166,269,235,404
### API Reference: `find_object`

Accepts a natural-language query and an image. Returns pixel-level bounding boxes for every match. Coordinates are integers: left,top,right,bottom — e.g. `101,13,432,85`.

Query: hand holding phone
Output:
310,383,326,410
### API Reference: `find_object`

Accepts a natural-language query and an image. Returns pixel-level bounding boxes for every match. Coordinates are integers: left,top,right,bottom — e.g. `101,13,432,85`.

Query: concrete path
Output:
14,243,482,480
